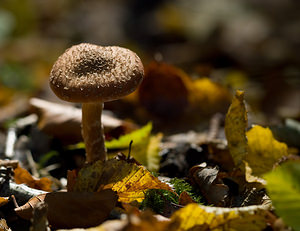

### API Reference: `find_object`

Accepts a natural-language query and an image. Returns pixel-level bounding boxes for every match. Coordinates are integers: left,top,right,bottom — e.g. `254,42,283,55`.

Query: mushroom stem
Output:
81,102,107,163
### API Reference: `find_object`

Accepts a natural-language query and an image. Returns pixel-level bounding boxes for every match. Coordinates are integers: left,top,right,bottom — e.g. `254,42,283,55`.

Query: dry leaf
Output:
30,98,136,144
57,203,270,231
138,62,190,118
190,165,229,206
225,90,248,167
178,191,195,206
69,156,173,203
14,165,52,192
245,125,288,176
169,203,270,231
15,190,117,229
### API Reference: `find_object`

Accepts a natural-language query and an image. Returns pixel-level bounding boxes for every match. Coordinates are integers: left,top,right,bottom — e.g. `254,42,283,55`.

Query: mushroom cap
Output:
49,43,144,103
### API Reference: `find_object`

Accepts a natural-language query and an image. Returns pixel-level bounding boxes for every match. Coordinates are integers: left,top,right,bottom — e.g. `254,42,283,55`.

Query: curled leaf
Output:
225,90,248,167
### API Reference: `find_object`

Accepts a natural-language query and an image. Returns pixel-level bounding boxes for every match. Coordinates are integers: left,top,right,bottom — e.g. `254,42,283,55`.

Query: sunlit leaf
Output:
106,122,162,171
169,203,269,231
225,90,248,167
70,157,172,203
106,123,152,149
191,77,232,114
245,125,288,176
14,165,52,192
264,161,300,231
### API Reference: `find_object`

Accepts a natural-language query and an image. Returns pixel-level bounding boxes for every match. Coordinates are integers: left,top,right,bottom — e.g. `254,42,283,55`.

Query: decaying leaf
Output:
225,90,248,167
69,156,173,203
245,125,288,176
30,98,136,144
57,203,270,231
189,165,229,206
264,161,300,231
169,203,270,231
15,190,117,229
14,165,52,192
178,191,195,206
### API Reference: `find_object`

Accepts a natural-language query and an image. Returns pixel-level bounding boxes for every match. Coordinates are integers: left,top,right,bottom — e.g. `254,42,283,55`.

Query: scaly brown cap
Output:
49,43,144,103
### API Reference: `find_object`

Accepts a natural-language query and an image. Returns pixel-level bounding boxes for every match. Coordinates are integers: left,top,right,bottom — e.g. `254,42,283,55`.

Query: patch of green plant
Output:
170,178,203,204
141,189,178,214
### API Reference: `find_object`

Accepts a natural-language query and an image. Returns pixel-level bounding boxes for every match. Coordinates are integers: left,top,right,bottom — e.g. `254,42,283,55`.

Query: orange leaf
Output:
14,165,52,192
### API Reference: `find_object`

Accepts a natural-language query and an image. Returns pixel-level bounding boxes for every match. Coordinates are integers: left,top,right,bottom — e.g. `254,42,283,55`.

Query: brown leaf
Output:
14,165,52,192
190,165,229,206
178,191,195,206
15,190,117,229
29,98,136,144
138,62,190,118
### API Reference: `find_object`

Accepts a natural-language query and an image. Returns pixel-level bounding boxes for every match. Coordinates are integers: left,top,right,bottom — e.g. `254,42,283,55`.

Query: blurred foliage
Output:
0,0,299,119
265,161,300,231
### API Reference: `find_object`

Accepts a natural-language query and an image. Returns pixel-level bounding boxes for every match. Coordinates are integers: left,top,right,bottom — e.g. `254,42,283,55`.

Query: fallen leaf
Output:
138,62,190,118
190,77,232,114
70,156,173,203
190,165,229,206
178,191,195,206
62,203,270,231
105,123,153,150
30,98,136,144
169,203,270,231
14,165,52,192
264,161,300,231
245,125,288,176
225,90,248,167
15,190,117,229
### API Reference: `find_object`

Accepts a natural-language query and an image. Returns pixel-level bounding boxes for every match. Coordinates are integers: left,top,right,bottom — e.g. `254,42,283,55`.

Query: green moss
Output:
170,178,203,204
141,178,203,214
141,189,177,214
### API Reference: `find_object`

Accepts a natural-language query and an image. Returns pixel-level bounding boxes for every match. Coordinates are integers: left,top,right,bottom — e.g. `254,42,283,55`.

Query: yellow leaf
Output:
71,157,172,203
225,90,248,167
169,203,269,231
190,78,232,114
245,125,288,176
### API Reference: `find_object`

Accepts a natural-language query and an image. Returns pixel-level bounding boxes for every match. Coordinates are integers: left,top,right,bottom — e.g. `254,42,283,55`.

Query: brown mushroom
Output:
49,43,144,163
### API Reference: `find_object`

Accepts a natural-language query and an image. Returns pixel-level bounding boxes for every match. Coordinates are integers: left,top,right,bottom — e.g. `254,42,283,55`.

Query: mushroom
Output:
49,43,144,163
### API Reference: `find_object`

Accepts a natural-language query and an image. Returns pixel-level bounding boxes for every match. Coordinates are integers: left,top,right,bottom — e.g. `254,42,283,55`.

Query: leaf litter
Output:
0,63,299,231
